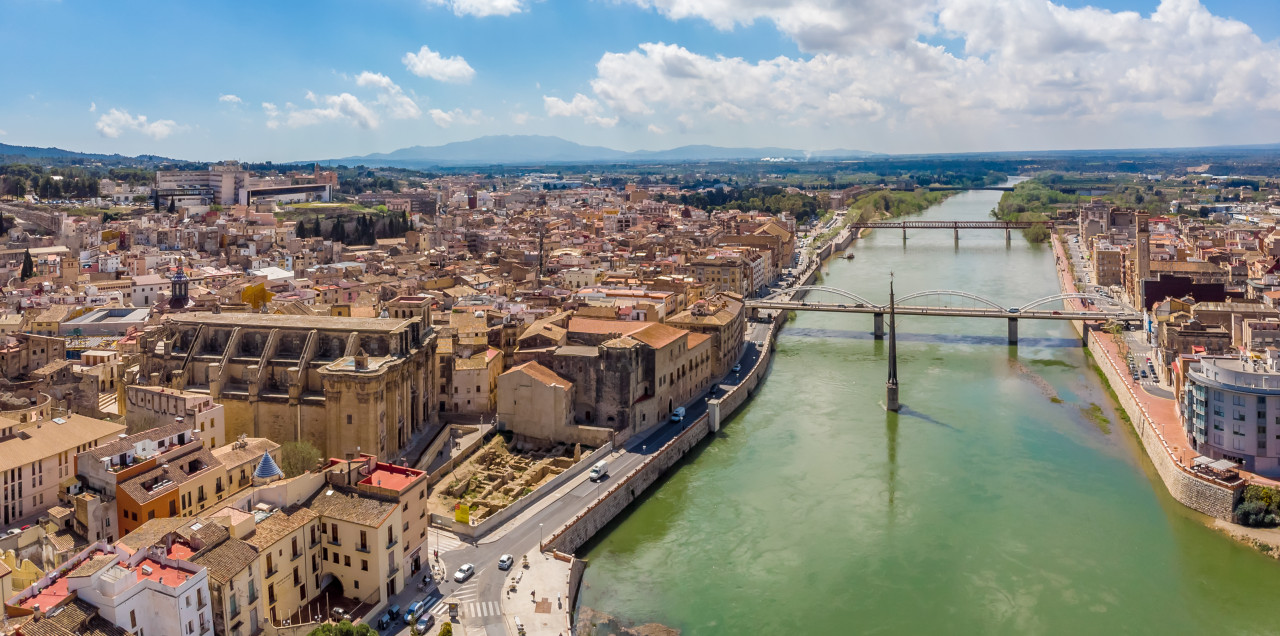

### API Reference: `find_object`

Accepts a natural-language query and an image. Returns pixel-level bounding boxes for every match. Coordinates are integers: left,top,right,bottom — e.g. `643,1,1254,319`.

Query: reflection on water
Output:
577,184,1280,635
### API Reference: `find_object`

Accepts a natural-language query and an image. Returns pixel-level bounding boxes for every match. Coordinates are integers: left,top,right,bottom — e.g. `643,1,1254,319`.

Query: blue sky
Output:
1,0,1279,161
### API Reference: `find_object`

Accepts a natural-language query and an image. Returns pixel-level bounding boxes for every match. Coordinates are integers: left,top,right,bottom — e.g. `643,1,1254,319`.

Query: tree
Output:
312,216,322,238
296,219,310,239
20,250,34,280
280,441,322,477
438,623,453,636
167,197,176,214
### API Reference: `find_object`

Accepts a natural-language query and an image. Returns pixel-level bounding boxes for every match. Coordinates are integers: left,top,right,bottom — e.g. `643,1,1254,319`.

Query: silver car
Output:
454,563,475,582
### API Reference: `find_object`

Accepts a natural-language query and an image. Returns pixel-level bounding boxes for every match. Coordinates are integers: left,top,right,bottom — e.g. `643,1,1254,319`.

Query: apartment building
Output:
1182,353,1280,477
11,525,214,636
0,408,124,529
125,384,227,450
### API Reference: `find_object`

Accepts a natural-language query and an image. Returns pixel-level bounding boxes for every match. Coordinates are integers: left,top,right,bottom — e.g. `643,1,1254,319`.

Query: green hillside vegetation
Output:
992,181,1085,243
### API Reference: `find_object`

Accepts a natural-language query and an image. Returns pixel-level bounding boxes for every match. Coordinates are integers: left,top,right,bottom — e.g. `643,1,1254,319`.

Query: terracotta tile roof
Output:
631,322,688,350
80,421,192,463
305,486,397,527
20,599,128,636
191,536,258,585
212,438,280,471
118,447,220,505
506,361,571,388
67,553,117,578
245,506,318,551
566,317,652,337
115,518,188,552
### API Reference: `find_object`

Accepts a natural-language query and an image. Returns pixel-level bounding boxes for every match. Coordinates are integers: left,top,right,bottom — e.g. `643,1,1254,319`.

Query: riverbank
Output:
1046,232,1280,554
575,184,1280,635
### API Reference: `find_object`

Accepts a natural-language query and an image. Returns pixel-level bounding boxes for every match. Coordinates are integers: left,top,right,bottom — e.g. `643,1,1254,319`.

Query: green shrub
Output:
1236,500,1277,527
439,623,454,636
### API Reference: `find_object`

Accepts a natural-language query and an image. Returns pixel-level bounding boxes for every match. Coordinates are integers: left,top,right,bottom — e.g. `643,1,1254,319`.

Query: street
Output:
379,336,771,636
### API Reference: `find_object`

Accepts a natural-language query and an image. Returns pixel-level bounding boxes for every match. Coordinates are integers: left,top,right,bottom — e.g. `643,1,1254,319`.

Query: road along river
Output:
574,184,1280,635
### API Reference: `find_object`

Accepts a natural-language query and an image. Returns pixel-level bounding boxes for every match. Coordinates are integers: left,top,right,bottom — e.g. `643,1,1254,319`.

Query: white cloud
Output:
425,0,525,18
512,112,531,125
543,93,618,127
621,0,935,52
428,108,484,127
95,108,181,140
402,45,476,83
88,102,96,113
262,103,280,129
264,72,424,130
584,0,1280,145
219,94,243,104
0,129,6,136
355,71,422,119
647,124,665,135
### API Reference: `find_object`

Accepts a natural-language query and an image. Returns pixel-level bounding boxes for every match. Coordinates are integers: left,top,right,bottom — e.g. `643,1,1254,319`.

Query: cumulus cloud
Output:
585,0,1280,143
543,93,618,127
95,109,181,140
88,102,96,113
425,0,525,17
428,108,484,127
512,112,531,125
402,45,476,83
621,0,936,52
355,71,422,119
262,102,280,129
264,71,424,130
219,94,243,104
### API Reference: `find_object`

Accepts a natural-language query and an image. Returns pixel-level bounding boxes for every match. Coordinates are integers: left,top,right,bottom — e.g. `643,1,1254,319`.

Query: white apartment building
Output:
1182,352,1280,477
12,534,213,636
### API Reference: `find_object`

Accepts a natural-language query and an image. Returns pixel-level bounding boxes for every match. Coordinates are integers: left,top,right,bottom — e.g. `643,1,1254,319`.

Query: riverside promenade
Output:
1051,233,1243,520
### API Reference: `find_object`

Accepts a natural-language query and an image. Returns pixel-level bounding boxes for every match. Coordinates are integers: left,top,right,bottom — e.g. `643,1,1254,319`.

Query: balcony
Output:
265,567,278,579
327,538,340,547
355,544,369,554
291,551,302,562
388,563,399,579
386,537,398,550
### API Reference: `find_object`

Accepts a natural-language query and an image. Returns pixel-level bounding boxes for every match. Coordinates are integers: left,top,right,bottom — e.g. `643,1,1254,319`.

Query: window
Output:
362,559,368,571
130,610,137,629
344,555,351,567
1233,394,1246,407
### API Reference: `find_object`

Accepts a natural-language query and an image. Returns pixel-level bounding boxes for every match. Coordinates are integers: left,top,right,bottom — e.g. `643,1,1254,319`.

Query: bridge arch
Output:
893,290,1006,311
764,286,878,307
1016,293,1134,313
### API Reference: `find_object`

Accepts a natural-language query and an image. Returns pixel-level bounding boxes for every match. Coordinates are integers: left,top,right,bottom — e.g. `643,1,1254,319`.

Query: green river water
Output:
575,185,1280,635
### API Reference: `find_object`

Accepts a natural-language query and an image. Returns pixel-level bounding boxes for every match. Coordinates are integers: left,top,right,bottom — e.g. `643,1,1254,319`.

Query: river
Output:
575,184,1280,635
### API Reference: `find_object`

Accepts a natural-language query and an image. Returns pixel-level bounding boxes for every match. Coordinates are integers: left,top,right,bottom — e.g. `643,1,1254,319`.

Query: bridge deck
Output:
745,300,1138,321
846,220,1049,229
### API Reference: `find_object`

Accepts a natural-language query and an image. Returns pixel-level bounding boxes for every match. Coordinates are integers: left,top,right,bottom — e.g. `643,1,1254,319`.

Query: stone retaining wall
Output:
1048,234,1240,520
542,413,712,554
1089,330,1239,520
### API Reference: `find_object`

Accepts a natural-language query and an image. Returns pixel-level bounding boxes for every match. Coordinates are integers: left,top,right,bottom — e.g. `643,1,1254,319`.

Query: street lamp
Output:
539,523,544,550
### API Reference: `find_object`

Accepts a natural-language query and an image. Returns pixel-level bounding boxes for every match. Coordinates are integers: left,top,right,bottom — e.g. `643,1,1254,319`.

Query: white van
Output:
589,460,608,482
671,406,686,422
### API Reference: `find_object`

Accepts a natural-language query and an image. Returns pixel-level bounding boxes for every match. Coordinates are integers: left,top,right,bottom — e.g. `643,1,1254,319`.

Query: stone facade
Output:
143,313,437,460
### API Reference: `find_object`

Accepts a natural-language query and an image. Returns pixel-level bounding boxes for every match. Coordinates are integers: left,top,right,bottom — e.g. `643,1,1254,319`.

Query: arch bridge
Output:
748,286,1139,344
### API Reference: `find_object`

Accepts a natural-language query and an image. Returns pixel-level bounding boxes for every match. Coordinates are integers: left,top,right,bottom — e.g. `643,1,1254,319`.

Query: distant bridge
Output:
923,186,1015,192
746,286,1140,344
846,219,1053,240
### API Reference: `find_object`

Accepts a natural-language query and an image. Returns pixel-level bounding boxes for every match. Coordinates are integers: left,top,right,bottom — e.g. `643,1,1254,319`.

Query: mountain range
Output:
333,135,880,167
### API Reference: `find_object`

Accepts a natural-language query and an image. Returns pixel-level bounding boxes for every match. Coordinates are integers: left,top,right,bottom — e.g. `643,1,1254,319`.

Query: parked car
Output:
331,607,350,622
454,563,475,582
404,601,425,624
415,615,436,633
498,554,515,570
